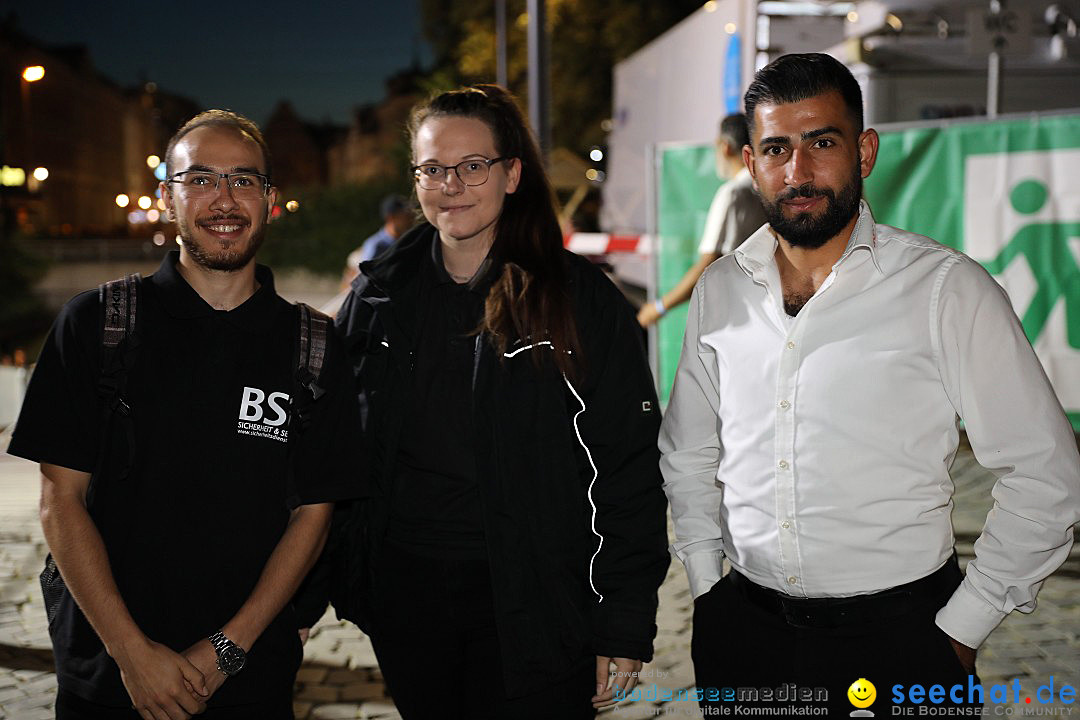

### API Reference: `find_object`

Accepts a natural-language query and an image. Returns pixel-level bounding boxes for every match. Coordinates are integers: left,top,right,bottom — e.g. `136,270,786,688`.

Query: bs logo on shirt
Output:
237,386,291,443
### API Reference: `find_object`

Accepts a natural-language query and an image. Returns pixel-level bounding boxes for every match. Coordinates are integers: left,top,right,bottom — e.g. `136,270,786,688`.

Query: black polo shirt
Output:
387,240,491,552
9,251,362,707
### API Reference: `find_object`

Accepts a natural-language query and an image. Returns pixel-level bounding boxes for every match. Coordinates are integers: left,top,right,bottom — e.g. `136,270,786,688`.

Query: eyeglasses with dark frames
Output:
411,157,508,190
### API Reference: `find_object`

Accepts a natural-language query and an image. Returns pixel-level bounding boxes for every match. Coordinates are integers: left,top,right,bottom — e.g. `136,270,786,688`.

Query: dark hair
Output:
380,194,411,219
165,109,272,180
408,84,580,378
743,53,864,138
718,113,750,152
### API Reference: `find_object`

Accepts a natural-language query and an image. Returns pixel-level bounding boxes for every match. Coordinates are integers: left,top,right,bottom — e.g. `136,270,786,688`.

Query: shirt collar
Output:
734,199,883,277
152,250,280,331
836,200,884,275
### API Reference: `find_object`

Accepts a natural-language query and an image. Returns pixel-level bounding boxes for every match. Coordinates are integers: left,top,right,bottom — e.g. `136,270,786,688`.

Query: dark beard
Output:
759,163,863,249
179,215,265,272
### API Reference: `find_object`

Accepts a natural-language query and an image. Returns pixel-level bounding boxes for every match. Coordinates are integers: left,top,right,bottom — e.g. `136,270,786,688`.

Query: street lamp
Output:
2,67,46,237
21,66,45,83
27,166,48,192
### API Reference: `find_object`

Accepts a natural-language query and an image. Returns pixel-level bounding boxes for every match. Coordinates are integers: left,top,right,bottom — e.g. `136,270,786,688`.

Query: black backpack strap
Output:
44,275,142,627
284,303,330,509
96,274,141,485
296,303,329,407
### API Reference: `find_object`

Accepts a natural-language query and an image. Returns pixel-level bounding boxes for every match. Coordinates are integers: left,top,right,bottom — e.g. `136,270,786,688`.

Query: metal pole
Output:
526,0,551,159
495,0,508,88
987,50,1001,118
986,0,1003,118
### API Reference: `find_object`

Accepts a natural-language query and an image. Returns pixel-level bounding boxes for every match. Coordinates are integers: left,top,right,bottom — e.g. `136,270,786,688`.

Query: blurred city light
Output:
137,195,152,210
175,235,183,246
146,155,161,169
886,13,903,31
285,200,300,212
1,166,26,187
22,66,45,82
127,210,146,224
116,194,130,208
146,209,160,223
847,11,859,23
585,168,599,181
704,1,718,12
156,198,166,210
589,148,604,162
153,232,166,246
32,167,49,182
154,163,167,181
725,22,737,34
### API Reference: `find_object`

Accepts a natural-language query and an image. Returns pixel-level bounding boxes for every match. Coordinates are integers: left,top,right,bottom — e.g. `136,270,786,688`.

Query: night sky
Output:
6,0,432,126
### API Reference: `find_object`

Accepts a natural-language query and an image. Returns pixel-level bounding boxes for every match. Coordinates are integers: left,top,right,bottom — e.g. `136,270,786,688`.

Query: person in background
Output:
341,194,414,288
637,113,766,327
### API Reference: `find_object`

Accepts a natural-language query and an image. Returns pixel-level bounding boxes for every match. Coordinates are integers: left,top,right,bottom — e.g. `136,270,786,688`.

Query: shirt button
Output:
778,460,789,470
779,400,791,409
787,576,799,585
786,341,796,349
781,520,791,529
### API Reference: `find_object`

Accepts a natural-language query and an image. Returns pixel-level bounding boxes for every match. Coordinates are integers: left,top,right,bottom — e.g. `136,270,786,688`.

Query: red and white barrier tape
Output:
564,233,653,254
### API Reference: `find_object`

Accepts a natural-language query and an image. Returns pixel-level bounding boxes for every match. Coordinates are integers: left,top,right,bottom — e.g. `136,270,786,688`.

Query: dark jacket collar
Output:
361,222,496,296
359,223,438,293
152,250,280,332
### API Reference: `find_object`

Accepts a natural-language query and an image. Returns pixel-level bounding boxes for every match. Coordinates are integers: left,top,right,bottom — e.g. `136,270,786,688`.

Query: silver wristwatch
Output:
207,630,246,676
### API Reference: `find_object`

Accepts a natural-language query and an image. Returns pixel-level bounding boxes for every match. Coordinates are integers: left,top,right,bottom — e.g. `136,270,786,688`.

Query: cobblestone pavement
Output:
1,439,1078,719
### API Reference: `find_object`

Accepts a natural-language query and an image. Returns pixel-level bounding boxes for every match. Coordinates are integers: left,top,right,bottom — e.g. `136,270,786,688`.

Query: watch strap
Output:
207,630,244,676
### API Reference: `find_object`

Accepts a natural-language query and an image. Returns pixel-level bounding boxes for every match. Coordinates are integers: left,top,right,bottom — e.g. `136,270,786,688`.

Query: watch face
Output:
218,645,246,675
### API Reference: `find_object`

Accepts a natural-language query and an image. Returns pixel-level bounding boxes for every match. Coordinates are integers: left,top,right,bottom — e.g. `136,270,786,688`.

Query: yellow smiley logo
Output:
848,678,876,709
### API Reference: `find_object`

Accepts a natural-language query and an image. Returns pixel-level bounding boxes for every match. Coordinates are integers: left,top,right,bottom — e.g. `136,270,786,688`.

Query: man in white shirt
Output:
660,53,1080,714
637,114,766,327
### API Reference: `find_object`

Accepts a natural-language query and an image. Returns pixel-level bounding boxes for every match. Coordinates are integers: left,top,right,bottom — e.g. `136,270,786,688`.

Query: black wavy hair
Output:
744,53,864,138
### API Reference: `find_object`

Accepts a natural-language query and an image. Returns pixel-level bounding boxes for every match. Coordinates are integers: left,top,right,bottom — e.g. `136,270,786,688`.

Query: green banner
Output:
656,112,1080,428
656,146,722,403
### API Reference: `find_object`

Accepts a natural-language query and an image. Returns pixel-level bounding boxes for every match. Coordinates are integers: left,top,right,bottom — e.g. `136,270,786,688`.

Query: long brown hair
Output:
408,85,581,378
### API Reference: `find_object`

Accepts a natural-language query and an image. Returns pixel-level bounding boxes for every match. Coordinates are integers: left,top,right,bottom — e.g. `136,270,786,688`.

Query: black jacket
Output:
310,223,668,697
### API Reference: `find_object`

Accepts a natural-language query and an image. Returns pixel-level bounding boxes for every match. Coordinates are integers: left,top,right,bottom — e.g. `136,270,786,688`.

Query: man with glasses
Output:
9,110,362,719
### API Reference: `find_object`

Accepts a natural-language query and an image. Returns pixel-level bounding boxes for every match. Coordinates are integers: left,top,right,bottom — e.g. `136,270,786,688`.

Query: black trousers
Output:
692,559,981,717
54,688,294,719
368,539,596,720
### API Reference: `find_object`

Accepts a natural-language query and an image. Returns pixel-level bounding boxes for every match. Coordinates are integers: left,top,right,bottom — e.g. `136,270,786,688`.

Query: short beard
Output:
759,162,863,249
178,215,265,272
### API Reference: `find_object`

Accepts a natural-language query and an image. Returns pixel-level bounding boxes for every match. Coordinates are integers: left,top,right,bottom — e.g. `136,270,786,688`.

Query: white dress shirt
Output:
660,200,1080,648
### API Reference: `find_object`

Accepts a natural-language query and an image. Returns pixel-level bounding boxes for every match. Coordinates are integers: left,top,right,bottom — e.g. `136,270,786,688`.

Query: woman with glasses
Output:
303,85,669,719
